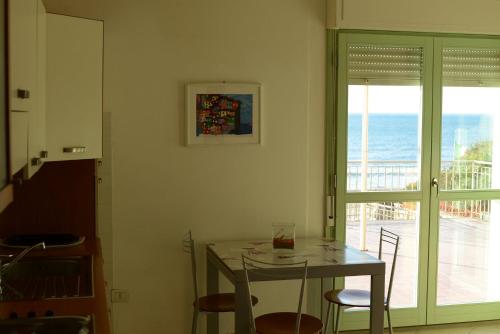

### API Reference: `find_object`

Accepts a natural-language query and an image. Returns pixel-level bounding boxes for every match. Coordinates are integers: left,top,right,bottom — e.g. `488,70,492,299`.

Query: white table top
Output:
207,238,383,272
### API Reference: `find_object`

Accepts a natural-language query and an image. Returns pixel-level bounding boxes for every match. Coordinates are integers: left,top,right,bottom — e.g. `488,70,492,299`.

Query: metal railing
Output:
348,160,420,191
347,159,493,221
441,160,492,191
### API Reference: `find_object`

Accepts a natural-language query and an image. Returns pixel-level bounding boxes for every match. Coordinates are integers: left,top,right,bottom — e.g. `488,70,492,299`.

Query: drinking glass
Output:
272,223,295,250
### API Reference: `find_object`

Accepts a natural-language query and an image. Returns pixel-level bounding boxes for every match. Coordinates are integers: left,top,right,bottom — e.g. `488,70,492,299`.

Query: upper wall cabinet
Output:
8,0,47,178
26,0,47,178
46,14,103,161
1,0,13,213
8,0,37,113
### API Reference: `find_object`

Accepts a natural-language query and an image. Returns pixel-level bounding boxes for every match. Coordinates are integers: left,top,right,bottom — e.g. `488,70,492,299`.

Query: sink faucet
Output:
0,242,46,275
0,242,46,299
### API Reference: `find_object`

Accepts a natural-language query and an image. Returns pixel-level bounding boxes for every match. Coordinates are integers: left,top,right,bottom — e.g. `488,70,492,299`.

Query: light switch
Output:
111,289,130,303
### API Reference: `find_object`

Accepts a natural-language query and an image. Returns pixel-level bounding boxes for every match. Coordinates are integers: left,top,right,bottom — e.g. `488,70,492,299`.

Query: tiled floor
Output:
349,320,500,333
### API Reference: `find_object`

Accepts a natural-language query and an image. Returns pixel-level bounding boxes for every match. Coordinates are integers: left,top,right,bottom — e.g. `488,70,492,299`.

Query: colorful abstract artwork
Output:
196,94,253,136
186,83,261,145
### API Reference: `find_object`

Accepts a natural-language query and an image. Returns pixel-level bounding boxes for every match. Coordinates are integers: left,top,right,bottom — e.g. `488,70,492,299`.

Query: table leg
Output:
370,274,385,334
321,277,334,333
234,280,250,334
207,256,219,334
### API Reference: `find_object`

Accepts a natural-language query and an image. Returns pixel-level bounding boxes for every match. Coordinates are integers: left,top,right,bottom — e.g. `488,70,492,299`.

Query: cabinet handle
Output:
17,89,30,99
31,157,42,166
63,147,87,153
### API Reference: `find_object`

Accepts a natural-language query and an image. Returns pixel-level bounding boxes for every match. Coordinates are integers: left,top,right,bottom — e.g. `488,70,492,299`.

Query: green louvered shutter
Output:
348,44,423,85
442,47,500,87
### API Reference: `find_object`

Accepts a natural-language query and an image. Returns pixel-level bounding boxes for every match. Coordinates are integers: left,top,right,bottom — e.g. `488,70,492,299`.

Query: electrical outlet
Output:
111,289,130,303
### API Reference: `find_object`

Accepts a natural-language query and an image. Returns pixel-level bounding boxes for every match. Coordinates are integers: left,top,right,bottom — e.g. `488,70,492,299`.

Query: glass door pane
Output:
440,86,500,190
437,200,500,305
346,202,420,308
348,86,423,192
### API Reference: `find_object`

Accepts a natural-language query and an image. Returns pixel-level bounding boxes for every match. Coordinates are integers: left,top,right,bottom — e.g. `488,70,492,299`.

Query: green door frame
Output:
329,30,500,331
427,35,500,324
334,32,434,330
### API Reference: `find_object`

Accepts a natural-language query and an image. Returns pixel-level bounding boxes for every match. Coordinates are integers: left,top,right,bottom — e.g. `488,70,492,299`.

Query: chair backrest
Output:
241,255,308,334
183,231,199,303
378,227,400,305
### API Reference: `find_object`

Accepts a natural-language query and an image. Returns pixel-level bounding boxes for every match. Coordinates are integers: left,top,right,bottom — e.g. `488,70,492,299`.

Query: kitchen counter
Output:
0,238,110,334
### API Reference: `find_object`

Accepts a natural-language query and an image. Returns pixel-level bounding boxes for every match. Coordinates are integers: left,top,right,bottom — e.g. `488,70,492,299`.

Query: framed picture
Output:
185,82,261,145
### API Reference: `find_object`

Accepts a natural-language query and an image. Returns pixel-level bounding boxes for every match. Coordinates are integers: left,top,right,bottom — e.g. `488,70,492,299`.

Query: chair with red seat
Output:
241,254,323,334
183,231,258,334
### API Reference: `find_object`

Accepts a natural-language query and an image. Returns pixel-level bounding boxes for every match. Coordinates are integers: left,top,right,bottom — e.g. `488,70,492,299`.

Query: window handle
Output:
431,177,439,197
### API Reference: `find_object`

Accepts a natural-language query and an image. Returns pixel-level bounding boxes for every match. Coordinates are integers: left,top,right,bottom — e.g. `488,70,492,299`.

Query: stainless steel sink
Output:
1,257,93,300
3,258,82,278
0,315,92,334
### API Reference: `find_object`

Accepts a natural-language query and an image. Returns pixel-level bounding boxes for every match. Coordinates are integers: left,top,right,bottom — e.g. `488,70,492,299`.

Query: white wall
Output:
103,0,326,333
328,0,500,34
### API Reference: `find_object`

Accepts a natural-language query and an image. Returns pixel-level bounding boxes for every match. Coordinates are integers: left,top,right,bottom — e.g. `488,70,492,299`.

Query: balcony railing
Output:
347,159,493,221
347,160,420,191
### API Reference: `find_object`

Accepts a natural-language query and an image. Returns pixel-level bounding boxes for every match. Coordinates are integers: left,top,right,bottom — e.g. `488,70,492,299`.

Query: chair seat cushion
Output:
255,312,323,334
324,289,387,308
196,293,258,313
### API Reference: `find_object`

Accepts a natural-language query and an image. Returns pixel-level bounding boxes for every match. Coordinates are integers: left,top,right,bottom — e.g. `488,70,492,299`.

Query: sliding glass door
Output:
334,32,500,330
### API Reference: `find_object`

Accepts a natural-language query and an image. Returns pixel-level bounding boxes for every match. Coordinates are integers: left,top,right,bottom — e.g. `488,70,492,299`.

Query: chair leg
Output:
386,307,393,334
191,308,199,334
334,306,341,334
324,302,332,334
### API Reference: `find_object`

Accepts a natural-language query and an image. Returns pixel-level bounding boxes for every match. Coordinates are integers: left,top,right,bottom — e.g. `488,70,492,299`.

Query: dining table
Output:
206,237,386,334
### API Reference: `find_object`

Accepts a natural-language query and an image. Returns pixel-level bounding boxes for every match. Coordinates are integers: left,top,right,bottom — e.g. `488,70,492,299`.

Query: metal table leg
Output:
234,280,250,334
370,274,385,334
207,256,219,334
321,277,334,333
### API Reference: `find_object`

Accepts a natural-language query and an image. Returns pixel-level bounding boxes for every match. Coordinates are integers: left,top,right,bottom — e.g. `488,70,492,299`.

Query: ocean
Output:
347,114,493,162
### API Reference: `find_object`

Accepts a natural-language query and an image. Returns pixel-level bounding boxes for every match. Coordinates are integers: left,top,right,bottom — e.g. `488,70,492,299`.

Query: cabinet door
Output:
46,14,103,161
26,0,46,178
8,0,37,112
0,0,9,188
10,112,28,175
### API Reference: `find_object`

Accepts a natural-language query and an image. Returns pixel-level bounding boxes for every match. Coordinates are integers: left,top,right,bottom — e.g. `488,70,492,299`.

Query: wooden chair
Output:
323,228,400,334
241,255,323,334
183,231,258,334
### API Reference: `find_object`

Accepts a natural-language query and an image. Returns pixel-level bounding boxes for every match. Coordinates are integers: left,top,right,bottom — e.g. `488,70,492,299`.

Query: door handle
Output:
431,177,439,196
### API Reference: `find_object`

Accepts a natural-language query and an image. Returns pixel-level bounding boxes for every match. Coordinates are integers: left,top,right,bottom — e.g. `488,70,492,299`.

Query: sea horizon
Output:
348,113,493,162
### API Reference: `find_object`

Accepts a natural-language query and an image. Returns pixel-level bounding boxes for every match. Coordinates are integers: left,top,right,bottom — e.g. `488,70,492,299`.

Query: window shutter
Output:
348,45,423,85
443,48,500,87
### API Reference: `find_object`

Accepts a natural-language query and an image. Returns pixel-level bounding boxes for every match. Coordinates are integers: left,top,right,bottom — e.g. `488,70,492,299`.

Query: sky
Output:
348,85,500,115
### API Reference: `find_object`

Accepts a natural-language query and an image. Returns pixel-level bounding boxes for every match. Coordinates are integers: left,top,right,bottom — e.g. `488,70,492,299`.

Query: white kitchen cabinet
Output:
26,0,47,178
8,0,37,113
9,112,28,175
8,0,47,178
46,14,103,161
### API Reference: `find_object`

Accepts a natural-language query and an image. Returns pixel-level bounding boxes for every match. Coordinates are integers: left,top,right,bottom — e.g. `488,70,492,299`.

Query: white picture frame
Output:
185,82,261,145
